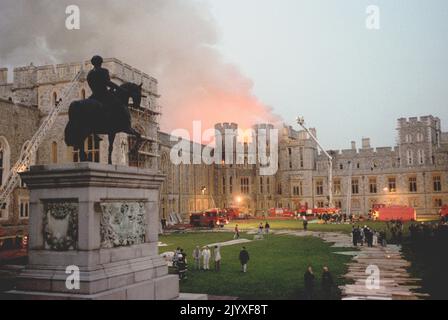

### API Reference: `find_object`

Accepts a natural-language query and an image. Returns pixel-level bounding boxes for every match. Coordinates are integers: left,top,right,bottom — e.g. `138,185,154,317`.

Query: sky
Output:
207,0,448,149
0,0,447,149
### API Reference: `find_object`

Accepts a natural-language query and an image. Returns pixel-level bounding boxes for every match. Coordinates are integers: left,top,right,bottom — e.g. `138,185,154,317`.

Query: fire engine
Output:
371,204,416,221
189,209,229,228
269,208,295,218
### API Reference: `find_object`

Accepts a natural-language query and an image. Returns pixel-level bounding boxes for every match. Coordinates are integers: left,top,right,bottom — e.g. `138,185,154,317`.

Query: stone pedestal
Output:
8,163,179,300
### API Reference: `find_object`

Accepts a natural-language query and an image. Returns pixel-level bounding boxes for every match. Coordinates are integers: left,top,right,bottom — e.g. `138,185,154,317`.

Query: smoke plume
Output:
0,0,281,139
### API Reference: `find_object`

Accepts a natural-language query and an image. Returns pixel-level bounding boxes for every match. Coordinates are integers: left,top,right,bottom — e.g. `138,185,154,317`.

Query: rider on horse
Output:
87,56,131,138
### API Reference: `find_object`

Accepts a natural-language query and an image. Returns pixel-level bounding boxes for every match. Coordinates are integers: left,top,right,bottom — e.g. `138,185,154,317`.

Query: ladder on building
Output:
0,69,83,207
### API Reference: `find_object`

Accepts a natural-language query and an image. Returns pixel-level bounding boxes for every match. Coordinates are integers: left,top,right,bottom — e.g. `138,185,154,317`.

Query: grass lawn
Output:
159,232,353,300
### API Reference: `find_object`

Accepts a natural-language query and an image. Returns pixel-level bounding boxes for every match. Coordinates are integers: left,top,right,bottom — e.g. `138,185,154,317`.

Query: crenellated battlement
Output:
214,122,238,132
397,115,440,128
0,58,159,96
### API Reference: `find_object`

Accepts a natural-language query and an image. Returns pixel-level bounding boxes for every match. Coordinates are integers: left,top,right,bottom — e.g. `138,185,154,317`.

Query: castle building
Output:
0,58,161,249
1,59,448,251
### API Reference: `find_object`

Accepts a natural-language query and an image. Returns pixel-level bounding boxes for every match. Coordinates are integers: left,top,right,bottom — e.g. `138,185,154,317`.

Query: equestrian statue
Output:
65,55,144,165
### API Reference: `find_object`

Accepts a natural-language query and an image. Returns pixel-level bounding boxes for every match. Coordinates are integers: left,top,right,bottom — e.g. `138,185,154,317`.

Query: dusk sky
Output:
208,0,448,149
0,0,447,149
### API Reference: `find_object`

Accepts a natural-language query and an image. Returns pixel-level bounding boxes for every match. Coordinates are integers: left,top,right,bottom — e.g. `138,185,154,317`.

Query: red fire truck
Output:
189,209,229,228
269,208,295,218
371,204,416,221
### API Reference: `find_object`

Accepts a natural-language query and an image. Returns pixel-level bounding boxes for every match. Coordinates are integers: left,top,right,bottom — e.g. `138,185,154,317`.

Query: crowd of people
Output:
173,245,251,279
408,220,448,242
351,225,386,247
318,213,352,224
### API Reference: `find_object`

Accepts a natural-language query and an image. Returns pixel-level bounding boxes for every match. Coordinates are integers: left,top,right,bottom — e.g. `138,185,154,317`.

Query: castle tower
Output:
397,116,441,167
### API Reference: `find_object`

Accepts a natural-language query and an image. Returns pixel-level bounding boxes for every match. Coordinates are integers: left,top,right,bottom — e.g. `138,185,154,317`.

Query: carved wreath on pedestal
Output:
100,202,147,248
43,202,78,251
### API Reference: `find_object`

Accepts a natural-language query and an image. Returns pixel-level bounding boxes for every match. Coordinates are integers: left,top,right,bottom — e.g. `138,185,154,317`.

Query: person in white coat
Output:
202,246,211,270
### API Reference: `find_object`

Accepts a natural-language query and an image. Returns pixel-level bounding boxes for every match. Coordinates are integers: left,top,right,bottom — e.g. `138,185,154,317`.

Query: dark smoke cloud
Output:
0,0,281,136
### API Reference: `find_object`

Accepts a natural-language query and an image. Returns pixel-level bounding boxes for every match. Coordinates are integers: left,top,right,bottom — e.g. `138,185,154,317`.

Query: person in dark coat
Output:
321,266,335,300
303,216,309,231
304,266,315,300
239,247,250,273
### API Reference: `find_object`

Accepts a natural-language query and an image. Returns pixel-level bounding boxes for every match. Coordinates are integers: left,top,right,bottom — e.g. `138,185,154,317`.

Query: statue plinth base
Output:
7,163,179,300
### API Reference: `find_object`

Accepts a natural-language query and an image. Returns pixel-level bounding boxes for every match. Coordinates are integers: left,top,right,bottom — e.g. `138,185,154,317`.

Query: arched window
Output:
418,149,425,165
407,150,413,165
52,92,58,107
51,142,58,164
81,89,86,99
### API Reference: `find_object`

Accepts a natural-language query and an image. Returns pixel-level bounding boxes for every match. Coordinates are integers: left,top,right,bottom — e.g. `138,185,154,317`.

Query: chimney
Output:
351,141,356,150
362,138,371,149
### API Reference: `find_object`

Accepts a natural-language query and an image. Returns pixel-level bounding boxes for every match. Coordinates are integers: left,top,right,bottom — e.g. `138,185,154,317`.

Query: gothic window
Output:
409,177,417,193
19,198,30,219
316,180,324,196
51,141,58,164
417,133,424,142
52,92,58,107
293,182,303,196
288,148,293,169
333,179,341,195
388,177,397,193
369,178,377,194
407,150,413,165
241,177,250,194
230,176,233,194
433,176,442,192
351,179,359,194
267,177,270,194
299,147,304,168
418,149,425,165
81,89,86,99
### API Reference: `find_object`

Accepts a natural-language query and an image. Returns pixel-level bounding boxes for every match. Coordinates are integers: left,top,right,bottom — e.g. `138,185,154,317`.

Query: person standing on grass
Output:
265,222,270,235
234,224,240,239
214,245,222,271
321,266,334,300
193,246,201,270
202,246,211,271
303,216,309,231
239,247,250,273
258,223,264,234
304,266,315,300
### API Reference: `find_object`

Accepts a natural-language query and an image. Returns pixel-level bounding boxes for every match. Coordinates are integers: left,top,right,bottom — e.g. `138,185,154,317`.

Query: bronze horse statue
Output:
64,82,144,165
